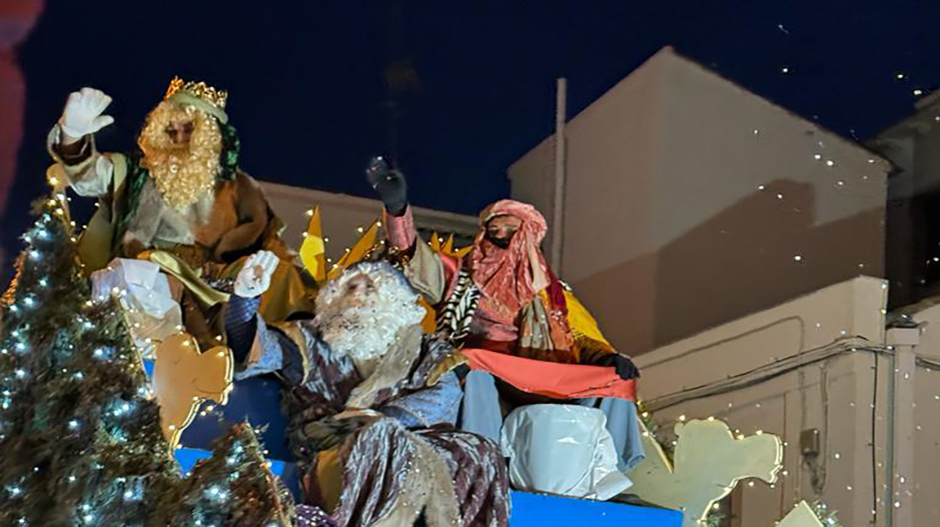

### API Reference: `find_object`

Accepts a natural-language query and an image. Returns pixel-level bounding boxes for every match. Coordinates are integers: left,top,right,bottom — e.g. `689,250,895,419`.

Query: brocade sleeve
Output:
383,204,418,252
378,372,462,428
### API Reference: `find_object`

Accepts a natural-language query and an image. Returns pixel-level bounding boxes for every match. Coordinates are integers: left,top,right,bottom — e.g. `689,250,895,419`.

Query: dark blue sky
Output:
4,1,940,273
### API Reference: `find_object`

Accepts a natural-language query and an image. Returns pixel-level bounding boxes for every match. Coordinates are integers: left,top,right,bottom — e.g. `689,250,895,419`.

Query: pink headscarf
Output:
468,200,552,318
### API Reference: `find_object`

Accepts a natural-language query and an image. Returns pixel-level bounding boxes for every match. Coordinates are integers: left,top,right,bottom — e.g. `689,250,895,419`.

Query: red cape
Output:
462,348,636,401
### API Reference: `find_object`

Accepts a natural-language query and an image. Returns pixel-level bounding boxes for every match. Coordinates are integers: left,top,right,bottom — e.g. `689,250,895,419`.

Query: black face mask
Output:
485,234,512,249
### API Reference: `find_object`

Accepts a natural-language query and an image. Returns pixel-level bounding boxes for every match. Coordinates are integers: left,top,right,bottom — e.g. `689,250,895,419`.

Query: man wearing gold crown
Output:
46,80,315,349
366,157,646,474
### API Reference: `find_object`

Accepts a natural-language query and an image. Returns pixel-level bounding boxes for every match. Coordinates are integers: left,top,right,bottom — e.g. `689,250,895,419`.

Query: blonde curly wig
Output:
137,101,222,209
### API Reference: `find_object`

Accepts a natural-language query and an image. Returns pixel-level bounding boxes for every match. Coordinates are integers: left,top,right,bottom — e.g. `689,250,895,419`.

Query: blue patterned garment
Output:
224,295,463,429
224,295,261,362
225,295,287,381
378,371,462,427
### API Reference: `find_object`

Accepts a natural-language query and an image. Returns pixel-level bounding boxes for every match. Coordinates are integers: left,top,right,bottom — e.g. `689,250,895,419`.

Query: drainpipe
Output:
551,77,567,276
885,327,918,527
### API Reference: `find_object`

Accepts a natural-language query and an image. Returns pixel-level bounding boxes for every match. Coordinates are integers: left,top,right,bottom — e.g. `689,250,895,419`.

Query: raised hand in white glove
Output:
233,250,280,298
59,87,115,143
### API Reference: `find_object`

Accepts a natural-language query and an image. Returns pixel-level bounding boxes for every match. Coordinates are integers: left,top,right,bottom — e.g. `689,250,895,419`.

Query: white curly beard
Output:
314,263,426,377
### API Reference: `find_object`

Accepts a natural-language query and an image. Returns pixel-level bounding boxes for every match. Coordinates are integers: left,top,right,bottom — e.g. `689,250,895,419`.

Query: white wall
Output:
510,51,664,279
509,47,892,355
636,277,897,526
891,300,940,524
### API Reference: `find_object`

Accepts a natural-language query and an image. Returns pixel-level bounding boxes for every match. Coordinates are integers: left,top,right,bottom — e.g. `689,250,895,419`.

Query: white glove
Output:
59,87,115,140
234,251,280,298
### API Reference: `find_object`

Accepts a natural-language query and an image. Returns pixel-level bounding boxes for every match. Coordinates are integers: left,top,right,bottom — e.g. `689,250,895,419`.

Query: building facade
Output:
509,47,892,355
870,93,940,309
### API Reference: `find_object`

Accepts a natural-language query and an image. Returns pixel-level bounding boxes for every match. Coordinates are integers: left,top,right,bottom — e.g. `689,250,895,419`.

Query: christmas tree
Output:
155,423,295,526
0,195,294,526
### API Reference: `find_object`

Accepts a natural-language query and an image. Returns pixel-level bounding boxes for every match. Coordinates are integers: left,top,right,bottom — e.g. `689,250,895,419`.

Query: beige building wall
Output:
888,298,940,525
509,47,892,355
260,182,478,263
636,277,900,526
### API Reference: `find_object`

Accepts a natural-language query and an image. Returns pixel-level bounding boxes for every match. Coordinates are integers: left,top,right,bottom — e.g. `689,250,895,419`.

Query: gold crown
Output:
164,76,228,110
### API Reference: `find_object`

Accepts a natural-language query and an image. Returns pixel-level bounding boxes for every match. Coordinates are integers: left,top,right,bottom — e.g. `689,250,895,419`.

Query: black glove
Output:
596,354,640,380
366,155,408,216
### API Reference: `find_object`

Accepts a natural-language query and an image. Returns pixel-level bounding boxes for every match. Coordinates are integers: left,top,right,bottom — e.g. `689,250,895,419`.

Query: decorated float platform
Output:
176,446,683,526
167,366,684,527
1,197,830,527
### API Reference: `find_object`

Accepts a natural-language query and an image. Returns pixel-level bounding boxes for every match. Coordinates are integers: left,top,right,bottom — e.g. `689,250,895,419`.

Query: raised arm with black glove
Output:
365,155,408,216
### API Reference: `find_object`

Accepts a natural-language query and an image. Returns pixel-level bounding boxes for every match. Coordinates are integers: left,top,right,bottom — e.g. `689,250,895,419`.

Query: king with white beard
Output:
225,259,510,527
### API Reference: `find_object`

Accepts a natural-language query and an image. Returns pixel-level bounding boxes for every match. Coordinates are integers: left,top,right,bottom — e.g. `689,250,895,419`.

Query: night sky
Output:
4,1,940,278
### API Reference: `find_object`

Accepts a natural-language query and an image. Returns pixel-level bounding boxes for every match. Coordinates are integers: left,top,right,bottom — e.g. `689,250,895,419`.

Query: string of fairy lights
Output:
1,191,294,526
2,194,154,524
3,39,934,525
